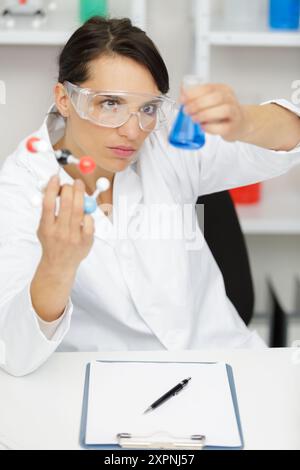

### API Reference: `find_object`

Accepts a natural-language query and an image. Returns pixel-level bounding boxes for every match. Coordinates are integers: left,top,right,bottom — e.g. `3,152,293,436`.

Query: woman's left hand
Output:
181,83,251,143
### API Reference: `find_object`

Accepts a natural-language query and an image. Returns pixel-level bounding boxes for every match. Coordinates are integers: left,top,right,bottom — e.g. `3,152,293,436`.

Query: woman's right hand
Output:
38,175,95,273
30,175,95,322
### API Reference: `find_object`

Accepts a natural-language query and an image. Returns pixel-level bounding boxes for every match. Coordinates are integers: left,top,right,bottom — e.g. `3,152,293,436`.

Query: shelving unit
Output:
130,0,147,30
192,0,300,334
0,11,76,45
194,0,300,81
0,0,147,46
193,0,300,237
236,177,300,235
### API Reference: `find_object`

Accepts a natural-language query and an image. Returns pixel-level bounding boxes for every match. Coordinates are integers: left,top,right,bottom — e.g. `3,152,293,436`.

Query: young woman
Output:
0,17,300,376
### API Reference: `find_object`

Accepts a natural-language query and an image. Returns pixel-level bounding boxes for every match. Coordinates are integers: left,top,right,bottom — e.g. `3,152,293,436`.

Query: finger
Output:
69,180,85,239
56,184,74,233
201,121,233,138
81,214,95,241
181,83,216,103
185,83,235,106
182,83,231,104
41,183,63,197
184,92,226,115
190,104,235,125
40,175,61,227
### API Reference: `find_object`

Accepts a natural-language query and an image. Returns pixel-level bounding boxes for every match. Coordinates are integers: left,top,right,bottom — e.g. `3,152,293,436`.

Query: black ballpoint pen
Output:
143,377,192,414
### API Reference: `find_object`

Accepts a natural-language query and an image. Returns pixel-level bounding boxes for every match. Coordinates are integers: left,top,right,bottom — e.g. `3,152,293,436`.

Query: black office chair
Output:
197,191,254,326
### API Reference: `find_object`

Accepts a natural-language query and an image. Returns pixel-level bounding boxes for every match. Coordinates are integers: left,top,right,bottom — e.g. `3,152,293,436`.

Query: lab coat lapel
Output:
121,135,204,348
100,162,143,246
113,160,143,216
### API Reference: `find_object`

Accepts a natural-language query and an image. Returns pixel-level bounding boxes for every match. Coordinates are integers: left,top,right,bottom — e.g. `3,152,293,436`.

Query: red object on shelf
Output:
230,183,261,205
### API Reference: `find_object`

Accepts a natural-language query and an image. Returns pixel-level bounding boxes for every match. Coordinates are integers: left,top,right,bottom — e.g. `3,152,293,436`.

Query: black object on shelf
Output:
268,279,288,348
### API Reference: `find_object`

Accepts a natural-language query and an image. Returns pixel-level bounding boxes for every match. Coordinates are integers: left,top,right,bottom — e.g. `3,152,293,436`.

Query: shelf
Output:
0,29,74,46
209,30,300,47
0,0,147,46
236,176,300,235
238,210,300,235
0,14,78,46
206,19,300,47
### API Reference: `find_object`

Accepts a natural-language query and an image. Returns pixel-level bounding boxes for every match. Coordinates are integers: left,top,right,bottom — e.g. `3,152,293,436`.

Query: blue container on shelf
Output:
269,0,300,30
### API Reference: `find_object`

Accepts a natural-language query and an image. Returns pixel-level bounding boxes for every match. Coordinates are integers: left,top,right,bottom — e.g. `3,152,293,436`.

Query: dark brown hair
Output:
58,16,169,94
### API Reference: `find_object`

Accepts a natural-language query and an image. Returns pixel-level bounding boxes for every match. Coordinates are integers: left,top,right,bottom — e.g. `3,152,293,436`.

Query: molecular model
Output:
26,137,110,215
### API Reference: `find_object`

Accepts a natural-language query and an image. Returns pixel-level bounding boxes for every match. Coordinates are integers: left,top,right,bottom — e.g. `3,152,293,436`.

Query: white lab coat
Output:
0,100,300,376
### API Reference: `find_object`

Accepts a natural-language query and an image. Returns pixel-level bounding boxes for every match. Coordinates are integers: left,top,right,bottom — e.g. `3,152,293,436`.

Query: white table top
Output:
0,348,300,450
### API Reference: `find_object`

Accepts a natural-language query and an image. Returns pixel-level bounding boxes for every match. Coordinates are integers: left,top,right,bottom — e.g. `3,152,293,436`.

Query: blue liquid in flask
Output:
169,105,206,150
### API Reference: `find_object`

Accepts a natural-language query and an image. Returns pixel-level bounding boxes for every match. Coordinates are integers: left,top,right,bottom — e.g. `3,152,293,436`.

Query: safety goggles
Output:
64,81,175,132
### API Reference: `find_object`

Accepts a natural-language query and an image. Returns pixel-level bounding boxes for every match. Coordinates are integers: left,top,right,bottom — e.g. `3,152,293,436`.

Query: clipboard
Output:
79,360,244,450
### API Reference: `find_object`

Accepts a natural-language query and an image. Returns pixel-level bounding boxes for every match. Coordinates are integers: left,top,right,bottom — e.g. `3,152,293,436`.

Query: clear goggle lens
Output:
64,81,175,132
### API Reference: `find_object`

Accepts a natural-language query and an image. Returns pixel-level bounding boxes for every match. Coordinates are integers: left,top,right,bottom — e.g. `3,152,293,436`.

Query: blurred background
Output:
0,0,300,346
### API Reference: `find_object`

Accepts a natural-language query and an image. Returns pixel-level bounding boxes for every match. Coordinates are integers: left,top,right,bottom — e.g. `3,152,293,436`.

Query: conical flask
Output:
169,75,206,150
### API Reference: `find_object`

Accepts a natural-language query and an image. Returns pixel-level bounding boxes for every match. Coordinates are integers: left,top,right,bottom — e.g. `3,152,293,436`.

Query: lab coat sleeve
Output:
197,99,300,197
160,99,300,200
0,161,73,376
36,311,67,340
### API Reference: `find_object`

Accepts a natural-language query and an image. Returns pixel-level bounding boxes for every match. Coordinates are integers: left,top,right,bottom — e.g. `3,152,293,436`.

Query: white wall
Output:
0,45,59,160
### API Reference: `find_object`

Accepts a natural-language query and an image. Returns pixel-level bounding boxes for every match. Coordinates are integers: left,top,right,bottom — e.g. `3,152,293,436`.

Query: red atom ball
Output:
26,137,40,153
79,156,96,174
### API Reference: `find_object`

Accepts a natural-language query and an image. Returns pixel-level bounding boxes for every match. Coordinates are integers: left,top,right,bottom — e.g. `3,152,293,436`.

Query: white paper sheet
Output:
85,361,242,448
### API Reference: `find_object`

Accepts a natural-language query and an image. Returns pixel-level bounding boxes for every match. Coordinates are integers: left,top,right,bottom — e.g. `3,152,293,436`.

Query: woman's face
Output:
55,55,161,175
